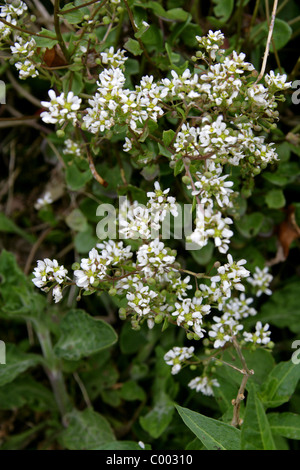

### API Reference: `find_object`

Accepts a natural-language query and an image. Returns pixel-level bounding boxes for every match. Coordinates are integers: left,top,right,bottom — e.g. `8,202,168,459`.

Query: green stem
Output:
54,0,70,62
37,327,71,421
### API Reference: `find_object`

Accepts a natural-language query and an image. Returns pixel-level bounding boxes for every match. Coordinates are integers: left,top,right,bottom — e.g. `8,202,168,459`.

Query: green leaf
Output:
124,38,143,56
213,0,234,23
260,360,300,408
174,158,184,176
65,162,92,191
241,382,276,450
0,344,42,387
163,129,175,147
60,408,115,450
268,413,300,440
258,281,300,333
65,209,88,232
74,225,98,254
264,19,292,52
265,189,286,209
176,405,241,450
54,309,118,361
140,391,174,439
120,380,146,402
235,212,264,238
0,212,35,243
0,376,57,411
0,423,47,450
59,3,89,24
34,29,58,48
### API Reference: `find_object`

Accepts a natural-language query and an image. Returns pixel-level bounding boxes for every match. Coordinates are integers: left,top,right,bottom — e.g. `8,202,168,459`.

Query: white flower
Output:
15,60,38,79
32,259,68,289
100,46,128,68
74,247,108,289
188,376,220,396
164,346,194,375
53,285,63,303
243,321,271,345
211,254,250,296
34,191,53,210
63,139,81,157
126,282,157,316
247,266,273,297
41,90,81,125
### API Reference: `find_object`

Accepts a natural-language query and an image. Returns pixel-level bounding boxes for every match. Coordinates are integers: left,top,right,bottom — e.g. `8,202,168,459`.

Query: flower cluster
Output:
188,375,220,396
0,1,27,38
243,321,271,345
163,346,195,375
247,266,273,297
41,90,82,126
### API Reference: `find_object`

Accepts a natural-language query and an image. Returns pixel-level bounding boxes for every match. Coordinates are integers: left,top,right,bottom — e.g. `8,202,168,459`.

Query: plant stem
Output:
37,327,71,422
231,336,254,427
54,0,70,62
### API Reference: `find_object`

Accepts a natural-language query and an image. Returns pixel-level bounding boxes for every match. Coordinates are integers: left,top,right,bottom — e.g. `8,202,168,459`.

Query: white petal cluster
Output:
189,206,233,254
247,266,273,297
196,30,225,60
100,46,128,68
222,293,257,320
208,313,243,349
32,259,68,289
63,139,81,157
172,297,210,337
41,90,81,125
211,254,250,297
0,1,27,37
164,346,195,375
34,191,53,210
147,181,178,223
137,239,176,278
15,59,38,79
126,282,158,317
83,65,166,134
188,375,220,396
243,321,271,345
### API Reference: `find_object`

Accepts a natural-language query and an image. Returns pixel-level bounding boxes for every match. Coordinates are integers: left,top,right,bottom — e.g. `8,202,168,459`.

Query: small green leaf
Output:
213,0,234,23
265,189,286,209
65,162,92,191
0,212,35,243
176,405,241,450
260,360,300,409
163,129,175,147
60,408,115,450
241,382,276,450
54,309,118,361
140,392,174,438
124,38,143,56
0,344,42,387
65,208,88,232
0,376,57,411
236,212,264,238
268,413,300,440
34,29,58,48
264,19,292,52
59,3,89,24
120,380,146,402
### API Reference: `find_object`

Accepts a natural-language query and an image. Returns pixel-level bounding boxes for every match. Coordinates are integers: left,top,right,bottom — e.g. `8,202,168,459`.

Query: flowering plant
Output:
1,0,300,452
